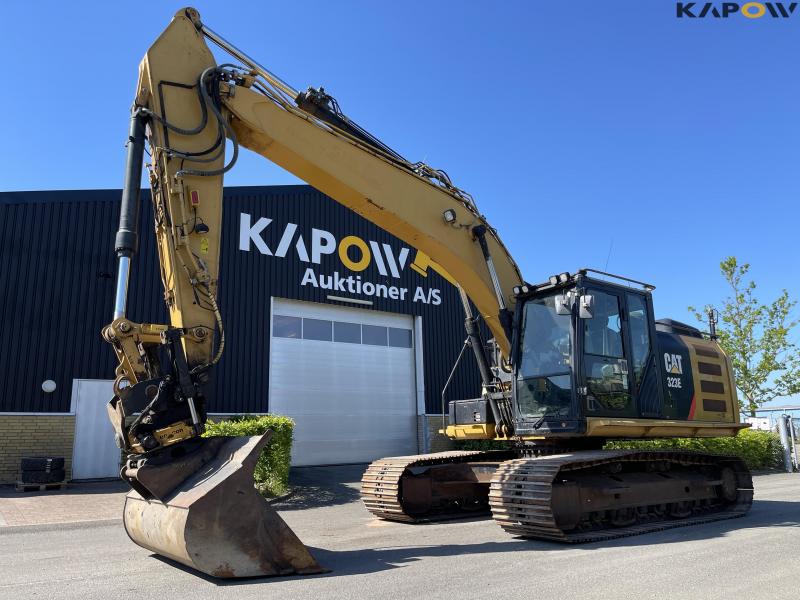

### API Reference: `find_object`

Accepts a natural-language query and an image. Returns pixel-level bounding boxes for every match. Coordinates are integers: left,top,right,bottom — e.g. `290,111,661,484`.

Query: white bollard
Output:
777,415,793,473
789,417,799,471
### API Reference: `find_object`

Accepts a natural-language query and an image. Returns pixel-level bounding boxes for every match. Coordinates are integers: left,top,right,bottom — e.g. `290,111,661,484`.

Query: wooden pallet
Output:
15,481,67,492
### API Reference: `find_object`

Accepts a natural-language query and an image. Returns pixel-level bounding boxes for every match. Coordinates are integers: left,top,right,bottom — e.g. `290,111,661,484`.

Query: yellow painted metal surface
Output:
131,11,225,370
446,418,748,442
153,422,195,446
683,335,740,423
443,424,498,440
582,417,749,439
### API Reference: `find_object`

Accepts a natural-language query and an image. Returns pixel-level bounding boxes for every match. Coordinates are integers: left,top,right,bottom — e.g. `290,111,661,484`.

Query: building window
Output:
273,314,411,349
334,321,361,344
388,327,413,348
302,318,333,341
362,325,388,346
273,315,301,338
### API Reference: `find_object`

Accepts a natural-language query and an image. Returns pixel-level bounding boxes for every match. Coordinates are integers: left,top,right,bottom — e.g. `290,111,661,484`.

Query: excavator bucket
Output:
121,432,325,578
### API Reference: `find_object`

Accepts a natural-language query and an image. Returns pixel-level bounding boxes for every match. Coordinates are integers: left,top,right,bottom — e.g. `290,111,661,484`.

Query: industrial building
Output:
0,185,481,482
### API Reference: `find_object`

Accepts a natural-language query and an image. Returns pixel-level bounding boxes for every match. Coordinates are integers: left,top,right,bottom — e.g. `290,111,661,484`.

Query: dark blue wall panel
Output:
0,186,482,414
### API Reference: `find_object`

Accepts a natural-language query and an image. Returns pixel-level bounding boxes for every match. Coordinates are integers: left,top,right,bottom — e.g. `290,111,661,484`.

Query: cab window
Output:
583,290,632,413
516,294,573,418
519,295,572,379
584,291,623,358
626,293,651,386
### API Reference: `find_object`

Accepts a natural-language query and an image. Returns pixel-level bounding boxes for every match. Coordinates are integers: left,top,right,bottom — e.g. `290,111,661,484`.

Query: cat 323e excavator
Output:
103,8,753,579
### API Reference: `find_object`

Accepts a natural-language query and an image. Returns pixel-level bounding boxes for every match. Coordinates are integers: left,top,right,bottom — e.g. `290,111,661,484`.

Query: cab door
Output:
624,292,663,418
579,288,637,418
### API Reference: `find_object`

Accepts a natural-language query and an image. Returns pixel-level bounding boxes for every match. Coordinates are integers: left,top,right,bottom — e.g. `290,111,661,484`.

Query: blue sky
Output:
2,1,798,402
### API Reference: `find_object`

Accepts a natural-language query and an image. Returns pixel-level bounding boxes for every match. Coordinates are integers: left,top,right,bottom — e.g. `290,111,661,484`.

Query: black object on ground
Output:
21,469,66,484
20,457,65,472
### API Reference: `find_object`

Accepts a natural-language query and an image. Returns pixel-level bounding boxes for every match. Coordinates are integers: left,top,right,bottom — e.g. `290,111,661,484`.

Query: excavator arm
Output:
102,7,521,579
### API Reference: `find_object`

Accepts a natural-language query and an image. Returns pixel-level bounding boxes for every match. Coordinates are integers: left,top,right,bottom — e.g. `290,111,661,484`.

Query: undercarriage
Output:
361,447,753,541
362,451,516,522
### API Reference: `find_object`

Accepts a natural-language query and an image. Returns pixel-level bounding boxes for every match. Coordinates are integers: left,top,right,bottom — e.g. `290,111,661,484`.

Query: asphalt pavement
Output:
0,467,797,600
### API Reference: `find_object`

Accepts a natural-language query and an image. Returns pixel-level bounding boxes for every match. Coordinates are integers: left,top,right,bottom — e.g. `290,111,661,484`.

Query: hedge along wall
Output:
203,414,294,496
456,429,784,471
605,429,784,470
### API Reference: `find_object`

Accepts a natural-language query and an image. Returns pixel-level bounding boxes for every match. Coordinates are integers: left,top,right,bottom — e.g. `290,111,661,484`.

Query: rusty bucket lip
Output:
121,433,326,579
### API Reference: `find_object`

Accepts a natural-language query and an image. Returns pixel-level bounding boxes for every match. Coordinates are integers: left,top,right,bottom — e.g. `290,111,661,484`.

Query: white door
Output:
269,298,418,466
72,379,121,479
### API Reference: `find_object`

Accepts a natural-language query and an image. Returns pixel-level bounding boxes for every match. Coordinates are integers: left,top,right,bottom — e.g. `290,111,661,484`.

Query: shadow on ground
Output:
156,497,799,585
307,499,800,577
0,462,366,504
274,464,366,510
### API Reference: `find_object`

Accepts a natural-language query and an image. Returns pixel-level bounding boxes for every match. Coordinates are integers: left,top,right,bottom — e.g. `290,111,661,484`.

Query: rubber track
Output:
488,450,754,543
361,450,512,523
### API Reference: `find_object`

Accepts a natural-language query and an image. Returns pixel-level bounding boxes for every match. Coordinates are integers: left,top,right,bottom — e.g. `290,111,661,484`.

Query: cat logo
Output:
664,353,684,375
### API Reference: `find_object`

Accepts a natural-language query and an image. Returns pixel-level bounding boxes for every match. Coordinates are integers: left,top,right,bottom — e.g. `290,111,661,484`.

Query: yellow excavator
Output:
103,7,753,579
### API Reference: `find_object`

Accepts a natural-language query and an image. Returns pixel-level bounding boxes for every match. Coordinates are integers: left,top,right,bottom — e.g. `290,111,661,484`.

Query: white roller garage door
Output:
269,298,418,466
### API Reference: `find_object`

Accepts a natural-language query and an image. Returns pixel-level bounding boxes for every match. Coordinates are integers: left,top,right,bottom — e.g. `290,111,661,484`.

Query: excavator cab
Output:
507,267,742,439
448,265,742,444
512,269,662,436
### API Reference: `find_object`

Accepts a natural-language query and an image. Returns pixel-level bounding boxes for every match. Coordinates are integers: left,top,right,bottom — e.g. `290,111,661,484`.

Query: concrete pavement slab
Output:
0,467,796,599
0,480,127,527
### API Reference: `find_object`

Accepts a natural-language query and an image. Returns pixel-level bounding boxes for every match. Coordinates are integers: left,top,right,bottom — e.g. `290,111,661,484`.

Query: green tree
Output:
690,257,800,416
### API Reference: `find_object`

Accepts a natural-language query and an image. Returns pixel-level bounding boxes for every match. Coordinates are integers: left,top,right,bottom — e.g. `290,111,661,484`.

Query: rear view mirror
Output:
555,294,571,315
579,294,594,319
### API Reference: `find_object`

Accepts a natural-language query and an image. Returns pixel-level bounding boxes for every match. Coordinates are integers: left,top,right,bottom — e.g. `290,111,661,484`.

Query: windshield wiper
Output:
532,413,550,430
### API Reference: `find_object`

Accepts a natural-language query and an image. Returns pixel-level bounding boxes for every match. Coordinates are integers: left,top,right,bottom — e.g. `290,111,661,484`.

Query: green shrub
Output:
605,428,784,470
454,439,510,451
203,414,294,497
